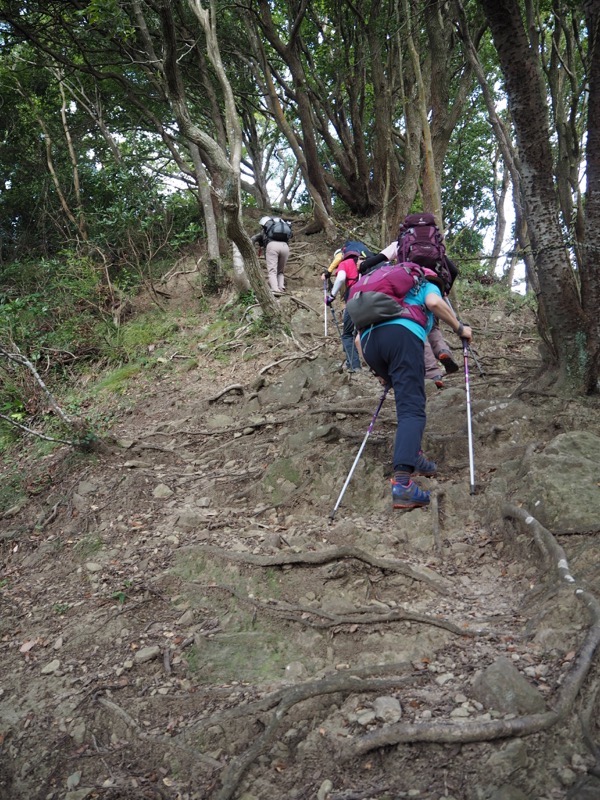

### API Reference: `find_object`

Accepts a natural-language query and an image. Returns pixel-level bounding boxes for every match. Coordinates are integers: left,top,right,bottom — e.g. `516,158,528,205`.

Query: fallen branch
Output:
309,406,395,418
174,415,297,437
0,343,74,426
0,413,77,446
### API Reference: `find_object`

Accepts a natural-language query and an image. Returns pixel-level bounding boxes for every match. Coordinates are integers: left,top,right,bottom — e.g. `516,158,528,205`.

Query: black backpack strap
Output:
360,253,387,274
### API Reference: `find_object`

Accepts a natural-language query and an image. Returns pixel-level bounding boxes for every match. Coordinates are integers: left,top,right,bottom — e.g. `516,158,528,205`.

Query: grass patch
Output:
74,534,103,559
93,364,144,395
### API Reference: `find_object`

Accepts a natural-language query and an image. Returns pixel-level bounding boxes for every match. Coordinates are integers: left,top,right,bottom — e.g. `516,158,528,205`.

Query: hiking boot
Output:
439,352,459,374
391,479,430,509
413,451,437,477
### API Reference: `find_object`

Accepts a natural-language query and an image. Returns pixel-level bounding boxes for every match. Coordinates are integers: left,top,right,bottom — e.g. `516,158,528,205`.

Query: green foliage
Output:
453,274,532,314
237,289,256,307
0,255,106,357
0,254,113,418
113,314,181,358
442,93,496,249
0,465,24,513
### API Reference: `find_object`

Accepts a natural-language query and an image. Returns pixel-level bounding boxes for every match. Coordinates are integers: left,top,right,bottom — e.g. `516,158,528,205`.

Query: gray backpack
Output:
266,218,292,242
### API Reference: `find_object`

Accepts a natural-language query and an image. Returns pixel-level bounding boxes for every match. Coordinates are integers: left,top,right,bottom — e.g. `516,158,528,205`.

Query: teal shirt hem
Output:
359,282,441,344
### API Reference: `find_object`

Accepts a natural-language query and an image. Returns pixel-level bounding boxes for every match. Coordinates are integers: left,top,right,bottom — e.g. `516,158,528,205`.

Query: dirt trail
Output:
1,234,600,800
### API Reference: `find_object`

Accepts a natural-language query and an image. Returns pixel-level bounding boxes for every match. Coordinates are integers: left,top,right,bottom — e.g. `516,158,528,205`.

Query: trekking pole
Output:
445,297,484,376
329,387,389,521
467,344,485,377
329,306,344,342
323,278,328,337
462,339,476,495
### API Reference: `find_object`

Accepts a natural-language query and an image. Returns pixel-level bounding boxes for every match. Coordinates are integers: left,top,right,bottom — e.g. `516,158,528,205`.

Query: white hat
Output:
259,216,271,226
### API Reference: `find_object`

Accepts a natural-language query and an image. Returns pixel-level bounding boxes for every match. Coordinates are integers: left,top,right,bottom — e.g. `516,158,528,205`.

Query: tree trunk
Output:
455,0,537,291
189,142,222,293
580,0,600,390
490,155,509,276
369,0,401,218
480,0,592,394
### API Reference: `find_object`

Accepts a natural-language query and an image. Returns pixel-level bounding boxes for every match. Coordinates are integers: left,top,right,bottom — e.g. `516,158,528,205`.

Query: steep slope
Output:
1,230,600,800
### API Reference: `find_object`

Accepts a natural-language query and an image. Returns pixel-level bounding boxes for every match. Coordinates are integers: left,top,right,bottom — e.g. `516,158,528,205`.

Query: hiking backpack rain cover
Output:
345,261,440,331
266,218,292,242
397,213,453,293
342,240,373,259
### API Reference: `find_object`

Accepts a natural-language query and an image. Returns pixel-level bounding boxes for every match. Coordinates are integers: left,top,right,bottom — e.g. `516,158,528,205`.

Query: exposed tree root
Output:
336,504,600,759
188,544,455,594
288,294,319,314
259,342,324,375
211,671,416,800
190,582,497,638
207,383,244,403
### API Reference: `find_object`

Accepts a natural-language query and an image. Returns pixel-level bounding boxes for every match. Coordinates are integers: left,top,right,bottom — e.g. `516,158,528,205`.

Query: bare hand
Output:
461,325,473,343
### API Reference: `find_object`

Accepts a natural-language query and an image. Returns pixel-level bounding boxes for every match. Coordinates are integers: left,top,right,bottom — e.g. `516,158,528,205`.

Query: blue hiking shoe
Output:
413,451,437,477
391,479,430,509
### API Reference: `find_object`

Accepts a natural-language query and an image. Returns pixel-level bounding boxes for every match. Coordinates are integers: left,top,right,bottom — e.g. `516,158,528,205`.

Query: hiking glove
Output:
325,294,335,306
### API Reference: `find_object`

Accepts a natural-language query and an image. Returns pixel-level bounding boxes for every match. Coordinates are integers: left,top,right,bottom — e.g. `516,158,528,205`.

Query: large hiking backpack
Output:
397,213,454,293
346,261,442,331
265,218,292,242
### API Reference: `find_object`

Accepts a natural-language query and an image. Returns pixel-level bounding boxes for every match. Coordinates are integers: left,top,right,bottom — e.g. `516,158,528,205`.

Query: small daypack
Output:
397,213,454,293
265,218,292,242
346,261,442,331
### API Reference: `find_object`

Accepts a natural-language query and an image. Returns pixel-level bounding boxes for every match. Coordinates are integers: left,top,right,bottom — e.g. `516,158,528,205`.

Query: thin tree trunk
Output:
159,0,280,321
57,78,87,241
490,155,509,275
189,142,222,291
249,34,336,238
403,0,442,222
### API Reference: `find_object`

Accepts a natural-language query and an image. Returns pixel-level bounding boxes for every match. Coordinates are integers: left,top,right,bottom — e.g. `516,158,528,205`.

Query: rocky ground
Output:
1,233,600,800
